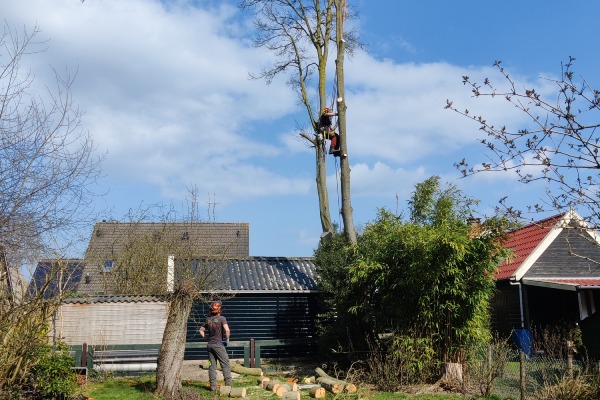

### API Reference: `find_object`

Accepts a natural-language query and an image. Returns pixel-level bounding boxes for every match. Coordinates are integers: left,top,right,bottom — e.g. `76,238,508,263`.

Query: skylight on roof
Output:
103,260,114,273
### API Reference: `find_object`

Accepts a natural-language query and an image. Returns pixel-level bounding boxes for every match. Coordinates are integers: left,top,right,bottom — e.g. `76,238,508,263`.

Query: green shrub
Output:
363,333,439,391
33,342,77,399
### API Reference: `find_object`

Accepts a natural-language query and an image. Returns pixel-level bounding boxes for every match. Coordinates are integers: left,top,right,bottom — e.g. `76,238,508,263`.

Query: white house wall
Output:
50,301,168,346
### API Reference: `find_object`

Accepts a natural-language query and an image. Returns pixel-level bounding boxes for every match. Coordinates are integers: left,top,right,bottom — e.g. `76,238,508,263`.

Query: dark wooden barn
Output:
185,257,319,360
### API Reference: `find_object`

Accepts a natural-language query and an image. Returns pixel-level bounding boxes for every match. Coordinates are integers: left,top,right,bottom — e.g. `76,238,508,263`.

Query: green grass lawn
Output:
79,374,504,400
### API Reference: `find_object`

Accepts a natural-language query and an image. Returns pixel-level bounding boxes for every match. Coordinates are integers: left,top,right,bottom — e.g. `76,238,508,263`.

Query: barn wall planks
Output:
51,300,168,346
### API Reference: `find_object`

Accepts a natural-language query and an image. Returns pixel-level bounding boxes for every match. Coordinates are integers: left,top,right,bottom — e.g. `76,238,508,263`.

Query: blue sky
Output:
4,0,600,257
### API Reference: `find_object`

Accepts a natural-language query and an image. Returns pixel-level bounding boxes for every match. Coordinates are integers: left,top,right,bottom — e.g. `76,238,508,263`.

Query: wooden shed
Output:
186,257,319,360
50,256,319,362
491,210,600,358
51,296,168,346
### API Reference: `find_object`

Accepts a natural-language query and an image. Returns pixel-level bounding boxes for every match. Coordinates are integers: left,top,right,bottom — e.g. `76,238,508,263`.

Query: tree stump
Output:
443,362,463,387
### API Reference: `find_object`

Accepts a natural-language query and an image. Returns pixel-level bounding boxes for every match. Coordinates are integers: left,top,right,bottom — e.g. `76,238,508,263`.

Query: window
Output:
103,259,114,273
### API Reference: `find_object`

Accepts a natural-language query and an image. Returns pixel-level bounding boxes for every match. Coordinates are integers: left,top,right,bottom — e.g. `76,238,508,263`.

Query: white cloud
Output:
1,0,564,219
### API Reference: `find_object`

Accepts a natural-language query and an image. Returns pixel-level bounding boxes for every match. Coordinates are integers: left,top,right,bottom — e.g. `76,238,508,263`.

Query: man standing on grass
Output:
199,301,232,391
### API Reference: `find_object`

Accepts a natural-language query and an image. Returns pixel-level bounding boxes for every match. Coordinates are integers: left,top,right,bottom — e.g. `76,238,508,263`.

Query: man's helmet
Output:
209,301,222,315
323,107,330,113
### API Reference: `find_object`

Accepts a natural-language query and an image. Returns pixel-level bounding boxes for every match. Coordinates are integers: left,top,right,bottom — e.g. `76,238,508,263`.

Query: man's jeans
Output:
207,342,232,389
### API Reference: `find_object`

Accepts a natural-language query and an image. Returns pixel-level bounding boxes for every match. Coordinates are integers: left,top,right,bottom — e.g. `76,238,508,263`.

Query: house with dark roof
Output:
52,256,319,361
491,210,600,357
186,257,319,359
77,221,249,295
46,221,320,361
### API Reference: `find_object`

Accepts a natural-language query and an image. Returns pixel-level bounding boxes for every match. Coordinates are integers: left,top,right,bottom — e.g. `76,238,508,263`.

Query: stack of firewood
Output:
258,377,303,399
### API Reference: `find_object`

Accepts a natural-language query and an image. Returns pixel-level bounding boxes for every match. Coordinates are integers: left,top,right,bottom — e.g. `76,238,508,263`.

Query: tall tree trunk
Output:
316,2,335,238
334,0,357,245
316,134,334,237
155,287,194,399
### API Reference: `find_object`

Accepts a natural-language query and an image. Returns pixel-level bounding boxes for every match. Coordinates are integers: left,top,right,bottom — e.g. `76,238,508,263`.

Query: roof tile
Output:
496,215,562,280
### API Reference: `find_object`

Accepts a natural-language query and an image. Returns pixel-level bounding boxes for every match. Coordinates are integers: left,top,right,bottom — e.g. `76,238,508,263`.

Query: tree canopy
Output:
315,177,511,380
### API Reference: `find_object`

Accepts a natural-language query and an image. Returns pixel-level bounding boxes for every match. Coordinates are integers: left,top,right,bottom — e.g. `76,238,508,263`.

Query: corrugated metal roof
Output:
63,295,164,304
496,215,562,280
66,257,318,302
200,257,318,292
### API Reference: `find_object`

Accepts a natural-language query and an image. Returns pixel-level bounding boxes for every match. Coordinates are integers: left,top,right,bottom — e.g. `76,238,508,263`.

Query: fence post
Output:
519,349,526,400
250,338,255,368
81,343,87,368
566,340,574,377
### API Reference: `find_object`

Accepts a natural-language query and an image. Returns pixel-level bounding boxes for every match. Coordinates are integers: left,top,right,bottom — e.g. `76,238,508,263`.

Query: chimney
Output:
467,215,482,238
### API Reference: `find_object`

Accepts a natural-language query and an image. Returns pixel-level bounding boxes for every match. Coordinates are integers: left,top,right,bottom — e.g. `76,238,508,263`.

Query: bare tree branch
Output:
448,57,600,225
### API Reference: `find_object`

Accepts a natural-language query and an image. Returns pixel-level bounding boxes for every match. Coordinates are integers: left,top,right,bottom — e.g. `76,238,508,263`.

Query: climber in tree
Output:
318,107,340,156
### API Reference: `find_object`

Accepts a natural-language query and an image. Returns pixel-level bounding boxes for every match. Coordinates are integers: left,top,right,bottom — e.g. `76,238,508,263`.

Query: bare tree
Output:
0,23,101,268
0,22,102,396
447,57,600,225
84,197,240,399
239,0,360,243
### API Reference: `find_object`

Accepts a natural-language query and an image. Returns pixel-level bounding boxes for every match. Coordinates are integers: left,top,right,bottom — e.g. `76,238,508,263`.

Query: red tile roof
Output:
496,215,563,280
537,278,600,288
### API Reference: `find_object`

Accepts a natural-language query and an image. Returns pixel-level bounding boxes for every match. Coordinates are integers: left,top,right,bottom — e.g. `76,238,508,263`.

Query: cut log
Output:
342,382,357,393
275,385,288,397
275,382,299,397
303,376,316,384
282,391,301,400
219,386,232,396
315,368,357,394
261,378,273,389
229,387,247,397
282,383,298,392
266,380,282,391
316,377,342,394
258,376,270,386
299,384,320,390
309,386,326,398
199,360,262,376
231,363,263,376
